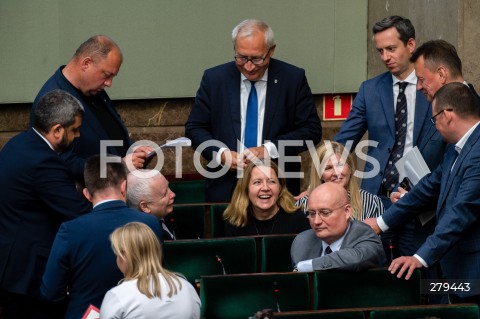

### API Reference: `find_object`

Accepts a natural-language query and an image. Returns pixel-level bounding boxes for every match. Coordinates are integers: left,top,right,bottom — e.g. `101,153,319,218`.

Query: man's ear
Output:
139,200,151,214
51,124,64,140
437,66,448,85
80,56,94,71
120,180,127,198
83,188,93,203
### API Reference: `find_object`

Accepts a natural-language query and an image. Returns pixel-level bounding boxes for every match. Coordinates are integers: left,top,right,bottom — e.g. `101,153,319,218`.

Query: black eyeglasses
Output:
430,108,453,125
234,48,271,65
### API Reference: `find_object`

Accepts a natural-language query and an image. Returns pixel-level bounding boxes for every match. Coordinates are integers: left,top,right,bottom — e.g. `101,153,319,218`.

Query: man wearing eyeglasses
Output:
291,182,386,272
185,19,322,203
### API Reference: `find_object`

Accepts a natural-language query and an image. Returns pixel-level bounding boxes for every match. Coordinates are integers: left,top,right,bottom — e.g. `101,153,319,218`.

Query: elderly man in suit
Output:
365,83,480,305
41,155,163,319
185,19,322,202
127,170,177,240
31,35,151,181
0,90,91,319
291,182,386,272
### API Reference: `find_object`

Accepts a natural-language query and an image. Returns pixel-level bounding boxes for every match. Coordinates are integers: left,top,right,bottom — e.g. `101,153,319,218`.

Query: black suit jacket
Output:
0,129,91,298
185,59,322,201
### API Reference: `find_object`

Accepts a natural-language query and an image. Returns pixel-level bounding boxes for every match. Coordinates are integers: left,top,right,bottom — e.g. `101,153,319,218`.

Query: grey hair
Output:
74,34,122,63
126,170,163,209
232,19,275,50
33,89,84,134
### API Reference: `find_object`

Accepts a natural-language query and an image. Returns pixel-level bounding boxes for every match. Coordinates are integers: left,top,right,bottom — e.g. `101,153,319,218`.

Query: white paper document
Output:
147,137,191,158
395,146,435,225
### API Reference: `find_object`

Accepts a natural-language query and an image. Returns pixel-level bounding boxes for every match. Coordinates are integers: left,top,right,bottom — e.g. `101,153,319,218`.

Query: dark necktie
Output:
324,246,332,255
244,81,258,148
383,82,408,191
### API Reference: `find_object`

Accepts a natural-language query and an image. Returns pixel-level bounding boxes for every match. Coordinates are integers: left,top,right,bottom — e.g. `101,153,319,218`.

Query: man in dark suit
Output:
185,19,322,202
291,182,386,272
127,170,177,240
365,83,480,305
334,16,447,262
0,90,91,319
41,155,163,319
31,35,151,181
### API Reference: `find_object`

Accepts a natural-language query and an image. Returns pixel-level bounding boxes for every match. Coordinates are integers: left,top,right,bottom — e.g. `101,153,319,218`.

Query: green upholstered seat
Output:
210,203,228,238
261,234,297,272
169,180,206,204
370,303,480,319
314,268,421,309
169,205,205,239
162,237,256,286
273,309,365,319
201,272,311,319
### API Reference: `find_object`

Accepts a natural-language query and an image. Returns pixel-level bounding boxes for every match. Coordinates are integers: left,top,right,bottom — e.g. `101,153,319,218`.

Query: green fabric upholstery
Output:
261,234,297,272
170,205,205,239
163,237,256,285
314,268,421,309
210,203,228,237
201,272,311,319
370,304,480,319
169,180,206,204
274,310,365,319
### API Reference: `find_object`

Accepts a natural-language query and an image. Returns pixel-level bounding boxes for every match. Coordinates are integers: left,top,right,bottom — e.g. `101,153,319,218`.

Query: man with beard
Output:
0,90,91,319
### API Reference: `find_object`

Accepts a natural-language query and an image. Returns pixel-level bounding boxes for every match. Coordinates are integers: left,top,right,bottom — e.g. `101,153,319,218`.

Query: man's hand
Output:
363,218,382,234
388,256,423,280
390,186,408,203
123,145,154,171
221,150,247,171
243,146,268,162
294,190,308,201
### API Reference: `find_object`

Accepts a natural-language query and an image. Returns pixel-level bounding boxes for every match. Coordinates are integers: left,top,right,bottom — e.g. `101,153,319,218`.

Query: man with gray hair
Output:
186,19,322,202
0,90,91,319
127,170,176,240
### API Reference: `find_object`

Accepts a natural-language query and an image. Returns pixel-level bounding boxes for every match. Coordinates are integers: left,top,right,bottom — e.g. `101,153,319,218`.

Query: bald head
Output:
307,182,352,244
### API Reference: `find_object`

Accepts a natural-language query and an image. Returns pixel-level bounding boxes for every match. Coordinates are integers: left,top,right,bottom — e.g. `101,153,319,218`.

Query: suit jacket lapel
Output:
227,65,242,143
412,90,430,145
378,76,395,138
263,61,280,140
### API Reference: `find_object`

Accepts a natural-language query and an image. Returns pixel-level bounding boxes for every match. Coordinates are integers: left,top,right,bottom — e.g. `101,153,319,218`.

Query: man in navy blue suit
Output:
334,16,447,262
41,155,163,319
0,90,91,319
185,19,322,202
365,83,480,305
31,35,151,181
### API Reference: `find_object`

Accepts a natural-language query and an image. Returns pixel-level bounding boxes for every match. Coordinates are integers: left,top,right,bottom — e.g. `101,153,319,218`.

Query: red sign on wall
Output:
322,94,353,121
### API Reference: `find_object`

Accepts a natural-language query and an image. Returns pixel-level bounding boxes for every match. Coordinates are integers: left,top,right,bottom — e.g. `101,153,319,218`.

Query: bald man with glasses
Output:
291,182,386,272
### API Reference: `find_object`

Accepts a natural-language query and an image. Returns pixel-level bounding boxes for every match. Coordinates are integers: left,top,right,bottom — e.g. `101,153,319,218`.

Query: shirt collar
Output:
392,70,417,87
455,121,480,153
241,69,269,83
32,127,56,152
322,222,351,253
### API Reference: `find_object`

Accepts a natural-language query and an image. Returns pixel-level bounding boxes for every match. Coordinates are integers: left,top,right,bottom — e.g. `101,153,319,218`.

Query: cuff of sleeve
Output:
215,147,227,166
263,142,279,159
296,259,313,272
377,216,389,232
414,254,429,268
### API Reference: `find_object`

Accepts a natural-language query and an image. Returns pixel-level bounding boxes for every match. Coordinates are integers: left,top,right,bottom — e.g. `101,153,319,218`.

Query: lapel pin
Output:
274,79,278,84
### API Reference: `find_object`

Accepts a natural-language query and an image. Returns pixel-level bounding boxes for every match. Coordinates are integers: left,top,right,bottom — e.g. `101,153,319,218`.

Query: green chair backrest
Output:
163,237,256,286
210,203,228,238
170,205,205,239
370,303,480,319
261,234,297,272
169,180,206,204
274,309,365,319
201,272,311,319
314,268,421,309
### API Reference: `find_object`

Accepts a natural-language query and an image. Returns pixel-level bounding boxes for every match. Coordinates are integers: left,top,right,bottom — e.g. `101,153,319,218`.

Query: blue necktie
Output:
383,82,408,191
244,81,258,148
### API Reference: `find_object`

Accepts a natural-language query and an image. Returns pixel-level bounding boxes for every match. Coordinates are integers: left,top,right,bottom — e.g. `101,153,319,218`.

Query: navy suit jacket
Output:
0,129,91,298
382,125,480,297
185,59,322,202
31,66,132,179
335,71,447,196
41,200,163,319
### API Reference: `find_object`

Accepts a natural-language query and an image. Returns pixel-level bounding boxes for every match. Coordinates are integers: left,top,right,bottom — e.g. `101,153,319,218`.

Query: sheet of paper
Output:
147,137,191,158
82,305,100,319
395,146,435,225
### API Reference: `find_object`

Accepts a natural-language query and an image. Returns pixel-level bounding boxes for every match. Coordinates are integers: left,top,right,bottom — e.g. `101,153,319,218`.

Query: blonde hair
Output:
223,160,297,227
110,222,182,298
309,141,362,220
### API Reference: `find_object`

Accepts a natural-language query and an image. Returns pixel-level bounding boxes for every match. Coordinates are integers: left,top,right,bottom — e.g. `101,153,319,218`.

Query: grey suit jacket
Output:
291,220,386,271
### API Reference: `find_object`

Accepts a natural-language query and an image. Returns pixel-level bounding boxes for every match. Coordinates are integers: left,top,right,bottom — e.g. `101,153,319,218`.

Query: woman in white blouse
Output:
100,222,200,319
